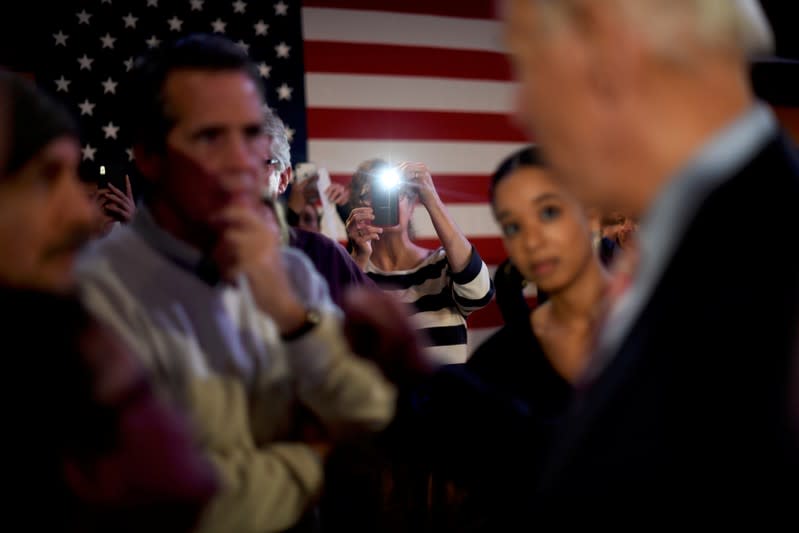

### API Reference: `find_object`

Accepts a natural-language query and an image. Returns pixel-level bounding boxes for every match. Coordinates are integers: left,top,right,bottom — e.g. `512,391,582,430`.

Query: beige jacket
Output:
77,211,396,532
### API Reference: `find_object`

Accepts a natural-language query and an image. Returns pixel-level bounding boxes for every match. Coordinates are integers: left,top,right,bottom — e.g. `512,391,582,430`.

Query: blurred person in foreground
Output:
0,70,216,531
76,35,395,533
504,0,799,519
0,71,95,293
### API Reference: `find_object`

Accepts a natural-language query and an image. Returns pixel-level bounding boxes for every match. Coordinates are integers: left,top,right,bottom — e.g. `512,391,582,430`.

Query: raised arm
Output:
398,162,472,272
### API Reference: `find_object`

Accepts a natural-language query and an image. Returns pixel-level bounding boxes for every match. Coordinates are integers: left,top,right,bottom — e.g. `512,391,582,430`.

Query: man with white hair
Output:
504,0,799,518
262,107,377,307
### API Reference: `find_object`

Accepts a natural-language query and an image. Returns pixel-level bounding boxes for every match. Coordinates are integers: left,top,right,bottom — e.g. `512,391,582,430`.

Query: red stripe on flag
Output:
329,173,493,204
467,301,503,329
415,236,507,266
328,174,353,186
302,0,497,20
303,41,512,81
308,108,524,142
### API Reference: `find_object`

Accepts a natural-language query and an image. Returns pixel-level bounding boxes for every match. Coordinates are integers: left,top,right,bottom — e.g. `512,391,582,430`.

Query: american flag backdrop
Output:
301,1,528,349
39,0,310,178
39,0,527,350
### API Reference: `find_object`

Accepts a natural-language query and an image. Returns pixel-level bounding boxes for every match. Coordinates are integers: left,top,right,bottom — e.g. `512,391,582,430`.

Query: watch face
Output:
282,308,322,341
307,308,322,325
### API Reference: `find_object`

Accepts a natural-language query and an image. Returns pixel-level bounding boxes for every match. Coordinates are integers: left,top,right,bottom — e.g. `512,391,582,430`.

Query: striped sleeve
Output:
449,246,495,317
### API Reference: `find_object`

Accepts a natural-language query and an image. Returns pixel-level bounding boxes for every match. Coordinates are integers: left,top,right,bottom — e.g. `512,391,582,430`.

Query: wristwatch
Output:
281,307,322,341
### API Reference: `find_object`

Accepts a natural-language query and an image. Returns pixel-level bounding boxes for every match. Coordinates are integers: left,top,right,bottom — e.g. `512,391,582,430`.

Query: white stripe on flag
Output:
305,73,517,113
412,204,500,239
302,8,504,52
307,139,528,174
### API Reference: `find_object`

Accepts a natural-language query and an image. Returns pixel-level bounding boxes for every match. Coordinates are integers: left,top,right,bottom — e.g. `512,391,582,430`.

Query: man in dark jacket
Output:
503,0,799,522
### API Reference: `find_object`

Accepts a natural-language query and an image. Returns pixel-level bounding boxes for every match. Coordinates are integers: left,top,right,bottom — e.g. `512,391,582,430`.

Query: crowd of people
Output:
1,0,798,531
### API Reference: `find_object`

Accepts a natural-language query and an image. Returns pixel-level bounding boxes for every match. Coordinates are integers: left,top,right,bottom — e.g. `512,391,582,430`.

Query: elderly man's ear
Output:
278,166,293,195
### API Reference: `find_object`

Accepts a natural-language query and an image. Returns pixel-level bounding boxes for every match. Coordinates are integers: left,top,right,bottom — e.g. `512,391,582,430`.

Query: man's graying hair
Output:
535,0,774,62
126,33,264,154
263,107,291,171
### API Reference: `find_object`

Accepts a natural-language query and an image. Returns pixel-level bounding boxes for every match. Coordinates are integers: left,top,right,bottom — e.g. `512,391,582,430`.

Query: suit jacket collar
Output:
590,104,778,380
541,110,786,487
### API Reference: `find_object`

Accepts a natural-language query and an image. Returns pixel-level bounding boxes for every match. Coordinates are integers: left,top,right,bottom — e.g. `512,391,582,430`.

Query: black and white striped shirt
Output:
366,246,494,364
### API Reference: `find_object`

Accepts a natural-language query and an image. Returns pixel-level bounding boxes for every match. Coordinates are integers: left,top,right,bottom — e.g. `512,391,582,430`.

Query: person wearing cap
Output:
0,70,217,532
0,70,95,292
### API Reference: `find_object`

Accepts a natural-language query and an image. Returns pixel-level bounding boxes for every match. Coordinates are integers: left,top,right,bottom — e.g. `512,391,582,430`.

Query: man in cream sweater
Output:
77,34,395,532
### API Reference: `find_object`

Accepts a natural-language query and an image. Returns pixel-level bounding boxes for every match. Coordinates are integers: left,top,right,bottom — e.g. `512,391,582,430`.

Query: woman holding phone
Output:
346,158,493,365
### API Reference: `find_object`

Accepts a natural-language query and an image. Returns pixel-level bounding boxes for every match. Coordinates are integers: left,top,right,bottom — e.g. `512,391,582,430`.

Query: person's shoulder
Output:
430,246,447,261
289,226,318,248
476,317,536,350
281,244,318,274
413,246,447,270
288,228,352,269
280,245,338,310
77,225,141,273
697,132,799,237
467,317,539,371
291,227,348,257
469,325,512,362
757,131,799,172
726,132,799,196
290,229,375,296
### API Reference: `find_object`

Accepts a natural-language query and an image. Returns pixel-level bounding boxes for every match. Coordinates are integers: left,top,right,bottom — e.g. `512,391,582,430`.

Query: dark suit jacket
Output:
537,134,799,522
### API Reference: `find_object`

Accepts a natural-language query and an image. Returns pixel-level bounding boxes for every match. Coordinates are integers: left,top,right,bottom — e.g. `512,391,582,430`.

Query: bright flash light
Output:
99,165,106,175
378,168,401,189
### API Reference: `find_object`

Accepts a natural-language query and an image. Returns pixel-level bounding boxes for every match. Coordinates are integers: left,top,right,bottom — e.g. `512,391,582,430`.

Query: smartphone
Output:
97,164,122,190
97,164,108,189
371,182,400,226
97,165,126,222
